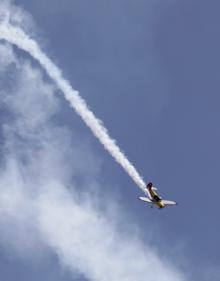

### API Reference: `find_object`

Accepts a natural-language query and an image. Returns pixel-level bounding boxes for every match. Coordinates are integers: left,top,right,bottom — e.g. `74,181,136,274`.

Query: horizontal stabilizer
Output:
138,197,152,203
162,200,177,206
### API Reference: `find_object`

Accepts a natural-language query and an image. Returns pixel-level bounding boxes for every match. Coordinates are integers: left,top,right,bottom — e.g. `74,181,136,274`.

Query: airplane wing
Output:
162,200,177,206
138,196,152,203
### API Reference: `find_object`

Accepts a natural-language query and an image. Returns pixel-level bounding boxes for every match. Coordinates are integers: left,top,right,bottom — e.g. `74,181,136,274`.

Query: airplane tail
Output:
146,182,157,191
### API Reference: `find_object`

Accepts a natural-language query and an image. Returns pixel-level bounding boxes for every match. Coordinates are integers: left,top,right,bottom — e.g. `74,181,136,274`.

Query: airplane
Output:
138,182,177,209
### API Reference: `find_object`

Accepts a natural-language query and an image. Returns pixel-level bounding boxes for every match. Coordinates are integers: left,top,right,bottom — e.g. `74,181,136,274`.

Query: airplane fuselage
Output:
154,200,165,209
148,187,165,209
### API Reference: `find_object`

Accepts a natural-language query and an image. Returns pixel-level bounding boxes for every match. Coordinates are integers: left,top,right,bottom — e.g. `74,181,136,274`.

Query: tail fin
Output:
146,182,157,191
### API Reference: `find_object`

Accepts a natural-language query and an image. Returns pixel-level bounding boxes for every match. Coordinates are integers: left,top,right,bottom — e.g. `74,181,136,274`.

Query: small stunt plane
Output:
138,182,177,209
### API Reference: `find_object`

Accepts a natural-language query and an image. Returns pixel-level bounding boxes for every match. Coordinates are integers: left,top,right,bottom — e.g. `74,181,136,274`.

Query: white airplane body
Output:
139,182,177,209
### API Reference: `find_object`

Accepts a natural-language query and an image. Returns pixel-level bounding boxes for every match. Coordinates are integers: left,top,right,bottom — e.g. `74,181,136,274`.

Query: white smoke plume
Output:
0,40,184,281
0,2,146,192
0,41,186,281
0,2,188,281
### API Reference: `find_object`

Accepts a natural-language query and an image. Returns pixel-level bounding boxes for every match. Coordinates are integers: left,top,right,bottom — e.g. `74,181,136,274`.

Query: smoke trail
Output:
0,22,146,191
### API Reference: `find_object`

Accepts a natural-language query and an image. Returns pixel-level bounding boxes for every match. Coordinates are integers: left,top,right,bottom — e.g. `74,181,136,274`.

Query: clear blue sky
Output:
0,1,219,280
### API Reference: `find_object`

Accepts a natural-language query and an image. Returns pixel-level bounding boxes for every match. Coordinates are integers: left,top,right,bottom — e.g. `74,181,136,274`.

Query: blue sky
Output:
0,1,219,280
